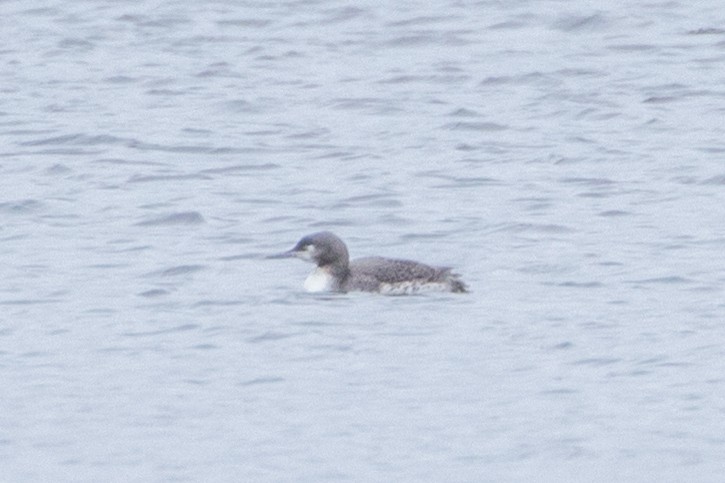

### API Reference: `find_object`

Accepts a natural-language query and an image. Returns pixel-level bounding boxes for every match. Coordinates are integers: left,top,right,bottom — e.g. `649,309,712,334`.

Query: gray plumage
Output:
269,231,467,294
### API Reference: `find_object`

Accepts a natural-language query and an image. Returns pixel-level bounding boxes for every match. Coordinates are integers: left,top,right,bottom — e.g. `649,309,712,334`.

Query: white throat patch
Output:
304,267,334,292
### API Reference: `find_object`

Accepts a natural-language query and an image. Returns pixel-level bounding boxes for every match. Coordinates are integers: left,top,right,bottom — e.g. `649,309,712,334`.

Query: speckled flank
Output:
347,256,467,294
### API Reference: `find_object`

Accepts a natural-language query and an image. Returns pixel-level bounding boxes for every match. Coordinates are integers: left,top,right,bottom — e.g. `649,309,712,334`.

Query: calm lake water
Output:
2,0,725,481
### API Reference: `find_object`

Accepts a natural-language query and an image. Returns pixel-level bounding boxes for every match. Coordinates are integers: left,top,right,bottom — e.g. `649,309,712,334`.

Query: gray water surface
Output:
2,1,725,481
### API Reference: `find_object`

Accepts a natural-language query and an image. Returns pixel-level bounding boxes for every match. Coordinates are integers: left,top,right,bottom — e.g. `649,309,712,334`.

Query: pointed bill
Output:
266,249,297,259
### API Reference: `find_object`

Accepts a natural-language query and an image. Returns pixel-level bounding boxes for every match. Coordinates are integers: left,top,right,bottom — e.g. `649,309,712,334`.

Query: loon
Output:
269,231,467,294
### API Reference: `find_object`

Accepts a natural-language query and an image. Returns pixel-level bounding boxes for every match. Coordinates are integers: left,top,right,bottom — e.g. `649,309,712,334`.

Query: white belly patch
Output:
304,268,334,292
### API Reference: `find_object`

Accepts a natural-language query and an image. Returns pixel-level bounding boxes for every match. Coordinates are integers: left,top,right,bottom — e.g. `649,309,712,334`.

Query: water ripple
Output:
127,173,211,183
121,323,199,337
630,276,692,285
247,331,298,343
156,265,206,277
238,376,285,386
135,212,205,226
0,199,43,214
442,121,508,131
